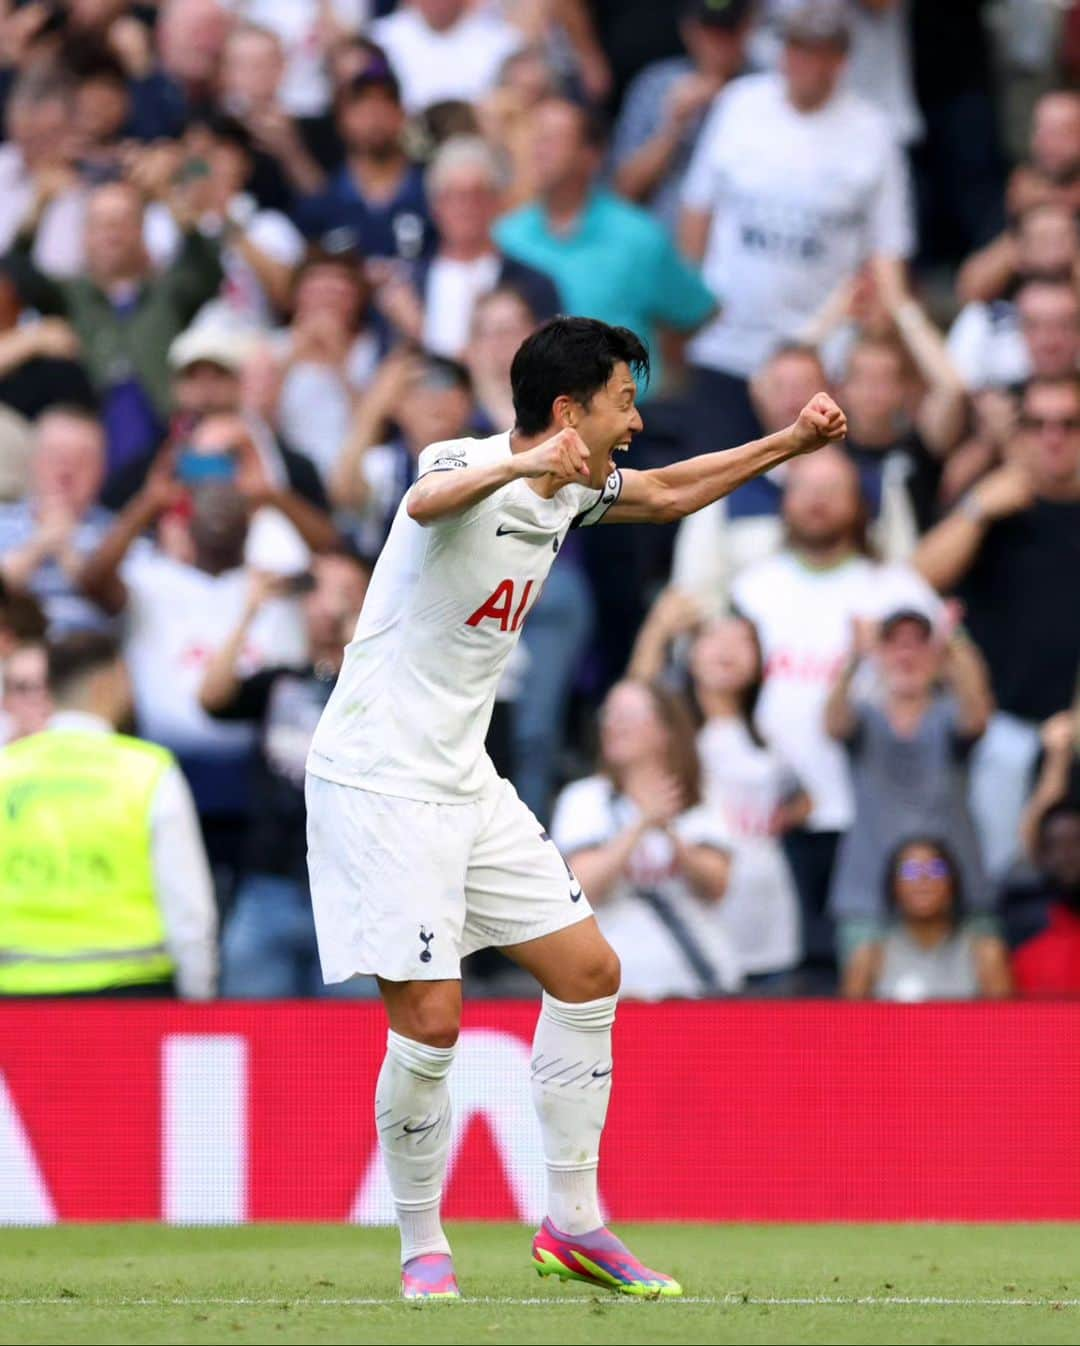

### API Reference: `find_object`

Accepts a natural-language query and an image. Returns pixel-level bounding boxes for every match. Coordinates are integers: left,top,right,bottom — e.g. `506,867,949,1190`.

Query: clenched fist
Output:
515,427,592,484
790,393,848,456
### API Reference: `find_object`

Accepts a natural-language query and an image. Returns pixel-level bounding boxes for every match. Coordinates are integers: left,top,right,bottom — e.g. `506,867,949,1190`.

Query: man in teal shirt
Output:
494,98,714,394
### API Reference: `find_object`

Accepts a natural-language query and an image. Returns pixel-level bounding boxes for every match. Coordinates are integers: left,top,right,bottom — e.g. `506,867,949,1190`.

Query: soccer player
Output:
306,317,846,1299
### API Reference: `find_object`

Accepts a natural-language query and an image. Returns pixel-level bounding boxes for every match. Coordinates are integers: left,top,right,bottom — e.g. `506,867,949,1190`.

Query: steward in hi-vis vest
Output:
0,633,217,998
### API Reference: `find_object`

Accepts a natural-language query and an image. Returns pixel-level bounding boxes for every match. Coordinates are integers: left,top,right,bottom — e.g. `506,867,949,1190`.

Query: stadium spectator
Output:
956,90,1080,305
0,407,115,636
374,136,559,359
842,838,1011,1001
0,68,86,278
750,0,923,149
199,551,371,997
0,640,51,745
155,0,231,116
143,114,307,331
370,0,523,115
825,607,993,962
0,632,216,998
77,413,333,875
1021,707,1080,864
495,96,715,394
0,272,94,423
731,446,938,964
1010,802,1080,996
915,375,1080,877
631,599,809,981
948,206,1080,393
611,0,752,231
275,246,382,484
4,177,223,483
552,679,741,1000
330,349,474,559
288,56,436,262
679,1,913,446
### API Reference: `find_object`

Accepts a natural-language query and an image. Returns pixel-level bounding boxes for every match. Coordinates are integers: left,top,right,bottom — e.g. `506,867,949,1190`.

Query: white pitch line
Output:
2,1295,1080,1309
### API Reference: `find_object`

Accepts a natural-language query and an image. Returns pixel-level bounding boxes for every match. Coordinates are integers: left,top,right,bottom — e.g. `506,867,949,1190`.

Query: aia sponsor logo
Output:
466,579,537,633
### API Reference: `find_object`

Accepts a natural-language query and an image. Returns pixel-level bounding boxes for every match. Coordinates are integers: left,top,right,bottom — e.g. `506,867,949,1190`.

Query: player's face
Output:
572,362,644,489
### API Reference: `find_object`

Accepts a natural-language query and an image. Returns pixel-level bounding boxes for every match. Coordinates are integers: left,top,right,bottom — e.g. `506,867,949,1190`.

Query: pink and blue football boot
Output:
532,1218,683,1297
400,1252,461,1300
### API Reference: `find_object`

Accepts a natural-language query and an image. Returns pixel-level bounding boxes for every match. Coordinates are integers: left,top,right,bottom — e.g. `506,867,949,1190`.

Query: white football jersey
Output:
307,432,621,801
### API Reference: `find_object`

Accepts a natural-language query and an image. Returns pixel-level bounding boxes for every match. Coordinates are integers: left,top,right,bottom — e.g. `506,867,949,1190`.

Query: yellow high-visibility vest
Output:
0,729,176,994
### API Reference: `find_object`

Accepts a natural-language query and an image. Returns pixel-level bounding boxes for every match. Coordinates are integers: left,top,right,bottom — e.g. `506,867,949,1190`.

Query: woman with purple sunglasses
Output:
842,837,1012,1000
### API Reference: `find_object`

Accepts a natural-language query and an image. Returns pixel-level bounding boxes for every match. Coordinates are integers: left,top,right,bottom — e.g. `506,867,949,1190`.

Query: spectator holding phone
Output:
77,412,336,879
198,550,371,996
842,837,1011,1001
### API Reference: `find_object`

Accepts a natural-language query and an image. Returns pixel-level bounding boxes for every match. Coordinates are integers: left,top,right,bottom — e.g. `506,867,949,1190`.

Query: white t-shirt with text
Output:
682,73,913,377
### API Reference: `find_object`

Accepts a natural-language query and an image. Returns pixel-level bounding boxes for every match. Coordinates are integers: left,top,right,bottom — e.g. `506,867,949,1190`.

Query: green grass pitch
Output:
2,1223,1080,1345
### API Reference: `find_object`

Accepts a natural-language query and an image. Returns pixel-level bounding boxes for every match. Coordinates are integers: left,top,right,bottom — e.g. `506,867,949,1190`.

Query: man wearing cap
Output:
679,0,913,449
290,59,435,263
613,0,753,231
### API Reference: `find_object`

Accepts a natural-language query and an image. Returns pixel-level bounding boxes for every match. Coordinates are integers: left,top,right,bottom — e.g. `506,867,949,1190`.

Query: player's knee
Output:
568,946,621,1001
404,1001,461,1049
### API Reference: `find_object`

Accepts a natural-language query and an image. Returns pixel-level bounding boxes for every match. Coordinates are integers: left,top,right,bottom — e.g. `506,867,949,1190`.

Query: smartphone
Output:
175,450,237,485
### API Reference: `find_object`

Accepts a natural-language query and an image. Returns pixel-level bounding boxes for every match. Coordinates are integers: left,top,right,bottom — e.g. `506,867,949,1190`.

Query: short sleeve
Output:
416,440,473,477
673,802,732,853
568,468,624,529
551,777,616,856
867,133,915,260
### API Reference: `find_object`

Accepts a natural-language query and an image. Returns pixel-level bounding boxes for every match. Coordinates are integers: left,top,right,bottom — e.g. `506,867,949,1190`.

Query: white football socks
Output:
375,1029,456,1265
530,991,617,1236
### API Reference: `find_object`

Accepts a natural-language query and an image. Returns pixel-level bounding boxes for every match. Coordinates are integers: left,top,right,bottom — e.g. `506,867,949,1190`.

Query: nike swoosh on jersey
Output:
495,523,555,539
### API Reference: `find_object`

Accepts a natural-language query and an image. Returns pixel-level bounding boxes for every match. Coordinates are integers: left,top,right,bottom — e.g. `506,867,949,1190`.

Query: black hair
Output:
883,836,964,925
1038,799,1080,848
61,38,128,88
191,111,255,160
417,352,473,398
510,316,649,435
47,631,122,699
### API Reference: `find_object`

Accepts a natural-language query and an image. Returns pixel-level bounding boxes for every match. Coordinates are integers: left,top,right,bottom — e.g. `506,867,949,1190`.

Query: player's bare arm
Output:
406,428,590,526
603,394,848,525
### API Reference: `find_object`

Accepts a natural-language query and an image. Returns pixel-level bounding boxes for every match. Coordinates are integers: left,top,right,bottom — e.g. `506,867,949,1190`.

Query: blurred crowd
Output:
0,0,1079,1003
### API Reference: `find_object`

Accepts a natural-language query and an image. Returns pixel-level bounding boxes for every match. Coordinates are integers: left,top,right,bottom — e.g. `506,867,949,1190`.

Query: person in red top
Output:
1012,801,1080,996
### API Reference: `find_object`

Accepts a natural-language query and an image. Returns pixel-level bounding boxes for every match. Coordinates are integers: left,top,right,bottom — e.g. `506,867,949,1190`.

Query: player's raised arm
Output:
603,394,848,525
406,429,590,525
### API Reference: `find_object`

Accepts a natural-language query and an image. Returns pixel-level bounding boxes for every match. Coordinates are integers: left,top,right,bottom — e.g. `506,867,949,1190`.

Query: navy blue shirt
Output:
292,163,436,261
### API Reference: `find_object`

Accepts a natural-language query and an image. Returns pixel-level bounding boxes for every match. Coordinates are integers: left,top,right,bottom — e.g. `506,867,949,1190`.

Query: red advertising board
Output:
2,1001,1079,1223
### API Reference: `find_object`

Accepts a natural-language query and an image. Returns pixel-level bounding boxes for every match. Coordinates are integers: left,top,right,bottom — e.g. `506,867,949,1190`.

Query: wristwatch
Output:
957,491,985,524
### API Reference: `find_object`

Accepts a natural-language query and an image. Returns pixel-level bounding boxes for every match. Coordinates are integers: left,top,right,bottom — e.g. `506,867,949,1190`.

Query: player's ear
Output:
552,394,576,429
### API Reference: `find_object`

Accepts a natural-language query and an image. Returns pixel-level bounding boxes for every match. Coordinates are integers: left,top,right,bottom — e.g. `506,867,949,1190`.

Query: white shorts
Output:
305,774,592,983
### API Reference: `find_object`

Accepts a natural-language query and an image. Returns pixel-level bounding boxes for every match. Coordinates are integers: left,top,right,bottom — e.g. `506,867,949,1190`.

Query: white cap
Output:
168,324,259,375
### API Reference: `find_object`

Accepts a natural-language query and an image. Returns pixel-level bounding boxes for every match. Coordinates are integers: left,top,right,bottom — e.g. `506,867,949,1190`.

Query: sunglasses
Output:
1020,415,1080,433
898,859,949,881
